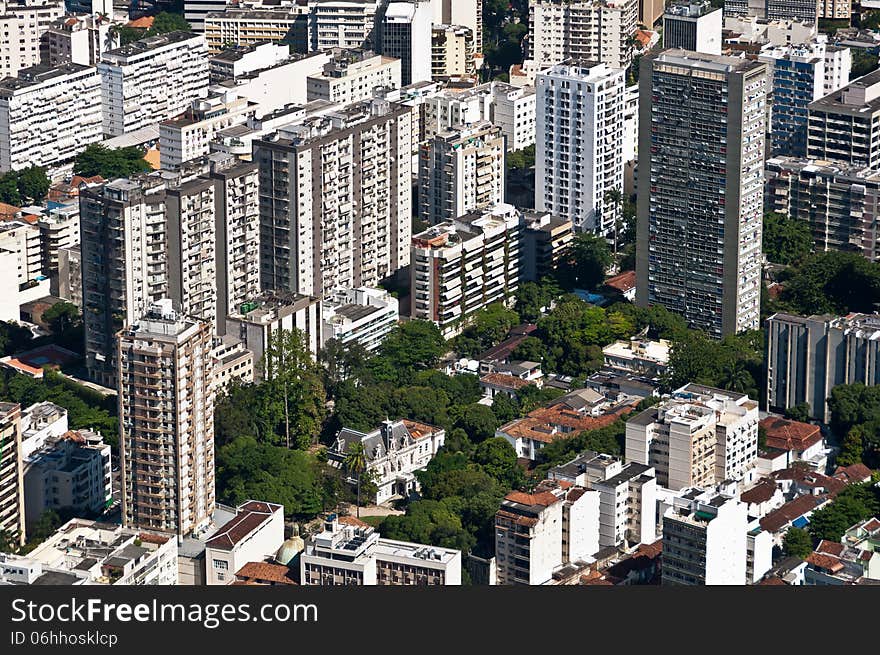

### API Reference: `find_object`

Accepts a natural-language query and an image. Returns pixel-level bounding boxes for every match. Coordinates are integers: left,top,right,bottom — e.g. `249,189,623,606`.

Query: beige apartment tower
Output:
0,403,25,547
118,301,215,537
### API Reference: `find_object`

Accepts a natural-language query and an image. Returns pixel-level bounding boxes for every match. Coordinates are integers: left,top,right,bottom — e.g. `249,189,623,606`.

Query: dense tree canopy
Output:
827,384,880,466
782,527,814,559
779,251,880,316
555,233,613,292
807,484,880,543
452,302,520,357
74,144,151,179
0,167,51,204
762,212,813,265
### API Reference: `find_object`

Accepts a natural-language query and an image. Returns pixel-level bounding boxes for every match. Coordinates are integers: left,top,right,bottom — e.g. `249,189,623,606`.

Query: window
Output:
213,559,228,570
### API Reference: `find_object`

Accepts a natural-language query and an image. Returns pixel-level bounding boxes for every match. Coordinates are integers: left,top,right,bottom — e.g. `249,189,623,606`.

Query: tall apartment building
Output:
0,63,102,174
118,300,215,537
378,0,431,86
431,24,475,79
759,41,850,158
203,8,309,54
536,61,625,236
527,0,639,72
432,0,482,52
301,513,461,585
491,83,537,152
254,98,412,297
306,49,401,104
0,403,26,547
548,451,657,549
808,69,880,169
45,13,120,66
23,428,111,529
635,50,767,338
495,480,600,585
661,489,748,586
419,121,505,224
662,2,722,54
0,0,64,79
766,312,880,422
159,93,256,169
224,290,322,378
37,200,80,295
80,177,169,386
80,156,259,384
0,219,42,288
99,31,210,137
764,156,880,261
625,383,760,490
823,45,851,97
410,204,522,337
309,0,382,52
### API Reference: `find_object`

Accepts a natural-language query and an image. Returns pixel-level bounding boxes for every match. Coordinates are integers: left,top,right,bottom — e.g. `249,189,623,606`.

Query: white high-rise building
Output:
419,121,506,224
494,479,600,585
254,97,413,297
433,0,482,53
378,0,432,86
44,13,120,66
536,61,625,236
0,0,64,79
99,31,209,137
662,1,723,54
661,489,748,586
118,300,215,538
0,63,102,174
185,0,231,33
527,0,638,72
431,24,475,79
309,0,383,51
410,204,522,337
306,49,402,105
203,7,309,54
625,383,760,490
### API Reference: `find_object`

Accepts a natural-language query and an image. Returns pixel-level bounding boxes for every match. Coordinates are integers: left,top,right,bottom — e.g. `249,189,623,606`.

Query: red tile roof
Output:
505,490,561,507
833,463,872,484
772,467,847,497
138,532,170,545
234,561,296,585
806,552,845,573
741,479,778,505
757,576,786,585
401,418,441,440
337,515,370,528
127,16,154,28
760,416,822,452
604,270,636,293
816,540,845,558
759,494,827,532
206,502,282,550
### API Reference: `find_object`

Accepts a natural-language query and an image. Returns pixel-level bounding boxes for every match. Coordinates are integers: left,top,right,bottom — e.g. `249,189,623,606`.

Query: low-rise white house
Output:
204,500,285,585
329,419,445,504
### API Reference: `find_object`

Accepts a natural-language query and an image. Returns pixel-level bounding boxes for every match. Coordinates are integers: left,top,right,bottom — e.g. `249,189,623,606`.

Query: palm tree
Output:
344,442,367,518
603,187,624,259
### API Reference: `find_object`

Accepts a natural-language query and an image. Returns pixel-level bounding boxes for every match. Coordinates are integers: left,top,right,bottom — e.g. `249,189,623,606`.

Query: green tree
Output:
217,435,323,518
782,527,814,559
264,328,326,449
344,441,367,518
473,437,523,488
0,529,19,553
452,303,519,356
837,426,866,467
784,402,812,423
41,302,83,353
16,166,50,203
0,173,21,205
780,251,880,316
762,212,813,265
0,320,33,356
457,404,500,443
555,233,613,292
807,484,880,542
74,144,151,179
150,11,191,33
375,320,445,377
